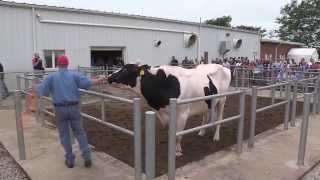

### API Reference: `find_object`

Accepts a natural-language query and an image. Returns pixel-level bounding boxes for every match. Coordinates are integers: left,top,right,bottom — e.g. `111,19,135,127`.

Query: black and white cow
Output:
108,64,231,156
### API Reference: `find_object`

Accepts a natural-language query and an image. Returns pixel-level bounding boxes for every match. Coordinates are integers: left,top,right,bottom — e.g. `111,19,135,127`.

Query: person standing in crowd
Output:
32,53,44,71
37,55,105,168
0,62,9,99
169,56,179,66
182,56,189,65
222,59,231,69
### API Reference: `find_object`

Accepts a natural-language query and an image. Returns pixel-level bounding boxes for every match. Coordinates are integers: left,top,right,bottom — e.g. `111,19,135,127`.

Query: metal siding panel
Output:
0,6,33,72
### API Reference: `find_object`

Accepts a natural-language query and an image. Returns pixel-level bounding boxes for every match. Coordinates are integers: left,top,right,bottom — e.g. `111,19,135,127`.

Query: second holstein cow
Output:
108,64,231,156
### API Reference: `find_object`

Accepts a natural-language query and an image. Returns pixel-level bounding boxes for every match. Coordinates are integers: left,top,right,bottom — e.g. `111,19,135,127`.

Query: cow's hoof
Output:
213,136,220,142
198,130,205,136
176,151,183,157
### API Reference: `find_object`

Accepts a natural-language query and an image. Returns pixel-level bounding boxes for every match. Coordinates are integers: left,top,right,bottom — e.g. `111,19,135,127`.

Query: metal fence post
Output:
38,97,45,127
291,81,298,127
16,75,21,91
133,98,142,180
317,78,320,114
101,97,106,122
302,81,307,93
235,68,239,89
271,86,275,104
14,90,26,160
248,69,251,87
271,67,275,85
284,82,291,130
312,91,317,114
33,76,40,124
312,78,317,114
24,73,29,91
297,93,312,166
237,90,245,153
241,69,245,87
248,86,257,148
145,111,156,180
168,98,177,180
251,70,254,88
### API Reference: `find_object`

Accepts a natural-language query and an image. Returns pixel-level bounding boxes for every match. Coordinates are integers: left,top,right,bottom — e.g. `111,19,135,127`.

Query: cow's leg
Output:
175,108,189,157
213,97,226,141
198,112,209,136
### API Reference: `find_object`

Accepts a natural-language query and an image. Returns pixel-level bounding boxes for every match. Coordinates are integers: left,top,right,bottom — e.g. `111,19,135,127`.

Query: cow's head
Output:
108,64,150,88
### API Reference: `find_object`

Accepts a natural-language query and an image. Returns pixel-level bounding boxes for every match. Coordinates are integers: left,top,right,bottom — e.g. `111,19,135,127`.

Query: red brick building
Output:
261,39,304,61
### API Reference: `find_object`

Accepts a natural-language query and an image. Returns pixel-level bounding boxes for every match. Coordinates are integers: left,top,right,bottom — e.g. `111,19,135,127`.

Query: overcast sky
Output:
12,0,293,30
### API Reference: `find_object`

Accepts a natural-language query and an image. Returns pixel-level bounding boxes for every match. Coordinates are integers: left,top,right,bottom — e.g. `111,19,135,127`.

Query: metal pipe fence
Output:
11,67,320,180
145,111,156,180
232,66,320,89
13,73,143,180
297,93,312,166
290,76,320,127
248,82,291,148
167,90,246,180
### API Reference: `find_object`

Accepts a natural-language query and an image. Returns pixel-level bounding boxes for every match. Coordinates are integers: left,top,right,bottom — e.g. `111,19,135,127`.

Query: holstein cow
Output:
108,64,231,156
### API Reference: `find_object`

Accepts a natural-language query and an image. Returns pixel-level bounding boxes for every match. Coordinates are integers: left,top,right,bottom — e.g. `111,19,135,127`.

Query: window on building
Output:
43,50,65,68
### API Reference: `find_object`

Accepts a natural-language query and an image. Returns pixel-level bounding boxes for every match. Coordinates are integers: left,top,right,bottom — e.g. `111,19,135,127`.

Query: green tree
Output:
205,15,232,27
277,0,320,47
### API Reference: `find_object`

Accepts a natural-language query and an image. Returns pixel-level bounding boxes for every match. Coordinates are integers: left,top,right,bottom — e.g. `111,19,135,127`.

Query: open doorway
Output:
90,47,124,69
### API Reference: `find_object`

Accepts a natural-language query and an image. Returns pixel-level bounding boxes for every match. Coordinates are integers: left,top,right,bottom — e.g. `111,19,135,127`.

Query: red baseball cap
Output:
57,55,69,65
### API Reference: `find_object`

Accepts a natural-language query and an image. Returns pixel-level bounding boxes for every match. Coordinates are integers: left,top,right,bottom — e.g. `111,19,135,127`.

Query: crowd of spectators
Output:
169,55,320,82
169,55,320,70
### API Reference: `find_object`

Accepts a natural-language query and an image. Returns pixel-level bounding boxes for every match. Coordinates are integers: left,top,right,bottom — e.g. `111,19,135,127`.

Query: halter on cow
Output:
108,64,231,156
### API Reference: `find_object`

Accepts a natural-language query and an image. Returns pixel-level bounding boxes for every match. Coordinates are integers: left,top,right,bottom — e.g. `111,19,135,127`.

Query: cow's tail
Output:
213,125,221,141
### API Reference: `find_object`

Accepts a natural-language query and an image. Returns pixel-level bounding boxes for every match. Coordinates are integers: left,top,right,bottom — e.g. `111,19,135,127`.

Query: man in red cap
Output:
37,55,104,168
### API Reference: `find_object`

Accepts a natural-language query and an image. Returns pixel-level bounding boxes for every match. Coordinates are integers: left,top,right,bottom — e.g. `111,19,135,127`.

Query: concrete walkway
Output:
164,114,320,180
0,110,135,180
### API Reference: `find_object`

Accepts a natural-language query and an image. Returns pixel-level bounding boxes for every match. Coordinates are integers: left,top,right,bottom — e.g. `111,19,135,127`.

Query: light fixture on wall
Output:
154,40,162,47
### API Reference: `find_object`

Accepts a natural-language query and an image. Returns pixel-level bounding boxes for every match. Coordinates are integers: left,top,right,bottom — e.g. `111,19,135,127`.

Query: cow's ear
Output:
139,64,151,70
138,64,150,76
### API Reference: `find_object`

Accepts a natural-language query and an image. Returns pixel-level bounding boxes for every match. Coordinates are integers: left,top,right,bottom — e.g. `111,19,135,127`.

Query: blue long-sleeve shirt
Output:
37,69,92,104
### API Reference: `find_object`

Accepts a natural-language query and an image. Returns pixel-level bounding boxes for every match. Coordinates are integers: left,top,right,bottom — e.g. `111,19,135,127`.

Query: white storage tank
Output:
287,48,319,64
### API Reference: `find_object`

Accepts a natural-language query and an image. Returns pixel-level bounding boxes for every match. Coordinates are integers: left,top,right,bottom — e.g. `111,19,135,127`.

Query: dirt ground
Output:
46,95,304,177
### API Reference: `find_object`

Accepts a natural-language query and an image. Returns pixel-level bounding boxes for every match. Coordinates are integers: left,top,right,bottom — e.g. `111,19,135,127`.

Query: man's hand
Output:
91,75,107,85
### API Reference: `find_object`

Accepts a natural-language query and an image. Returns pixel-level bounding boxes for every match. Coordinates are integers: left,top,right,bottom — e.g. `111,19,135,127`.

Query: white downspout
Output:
197,17,201,62
32,7,37,53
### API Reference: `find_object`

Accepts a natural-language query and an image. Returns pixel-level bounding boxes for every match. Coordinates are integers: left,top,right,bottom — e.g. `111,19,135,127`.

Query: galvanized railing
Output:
12,68,320,179
248,82,291,148
290,76,320,127
13,73,144,180
297,93,312,166
233,66,320,89
167,90,246,180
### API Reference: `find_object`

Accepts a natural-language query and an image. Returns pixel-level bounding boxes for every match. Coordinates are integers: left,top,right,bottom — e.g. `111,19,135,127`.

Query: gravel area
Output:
300,161,320,180
0,142,30,180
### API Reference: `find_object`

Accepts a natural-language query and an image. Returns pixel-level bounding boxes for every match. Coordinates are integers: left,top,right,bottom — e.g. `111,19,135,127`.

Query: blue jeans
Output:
55,105,91,163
